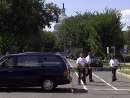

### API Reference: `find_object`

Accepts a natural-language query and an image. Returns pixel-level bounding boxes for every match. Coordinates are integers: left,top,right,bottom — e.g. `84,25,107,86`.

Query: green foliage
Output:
0,33,16,53
40,31,56,52
124,26,130,55
0,0,60,54
70,48,82,58
58,9,124,57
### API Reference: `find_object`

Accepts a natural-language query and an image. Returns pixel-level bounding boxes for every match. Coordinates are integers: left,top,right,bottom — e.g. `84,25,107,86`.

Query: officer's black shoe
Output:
112,78,117,82
89,80,94,82
84,83,87,85
83,82,86,85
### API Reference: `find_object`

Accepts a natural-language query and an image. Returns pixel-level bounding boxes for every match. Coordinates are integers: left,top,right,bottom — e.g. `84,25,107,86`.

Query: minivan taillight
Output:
64,68,69,77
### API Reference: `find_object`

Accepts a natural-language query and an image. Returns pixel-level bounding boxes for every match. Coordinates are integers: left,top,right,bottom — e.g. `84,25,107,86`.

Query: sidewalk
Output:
120,63,130,65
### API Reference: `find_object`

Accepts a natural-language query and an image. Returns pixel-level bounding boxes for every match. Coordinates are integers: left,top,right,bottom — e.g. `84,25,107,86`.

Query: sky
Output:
45,0,130,31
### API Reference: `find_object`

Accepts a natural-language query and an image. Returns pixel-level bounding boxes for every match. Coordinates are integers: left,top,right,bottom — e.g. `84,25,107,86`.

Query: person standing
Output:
86,52,94,82
109,56,119,82
76,52,87,85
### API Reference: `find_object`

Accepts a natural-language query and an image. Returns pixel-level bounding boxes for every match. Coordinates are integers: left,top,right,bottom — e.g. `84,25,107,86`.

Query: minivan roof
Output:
4,52,63,57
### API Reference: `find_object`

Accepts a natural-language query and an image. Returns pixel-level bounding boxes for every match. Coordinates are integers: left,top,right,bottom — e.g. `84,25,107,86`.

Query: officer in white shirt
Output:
86,53,94,82
76,52,87,84
109,56,119,82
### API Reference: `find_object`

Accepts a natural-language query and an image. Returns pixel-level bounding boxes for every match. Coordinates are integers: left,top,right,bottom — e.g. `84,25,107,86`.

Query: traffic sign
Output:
120,48,128,54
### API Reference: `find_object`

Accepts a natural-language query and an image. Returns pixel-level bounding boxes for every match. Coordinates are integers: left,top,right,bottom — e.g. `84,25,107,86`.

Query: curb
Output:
117,70,130,78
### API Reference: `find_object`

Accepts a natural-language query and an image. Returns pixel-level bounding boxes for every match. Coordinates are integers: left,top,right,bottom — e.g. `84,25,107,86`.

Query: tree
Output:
0,0,61,54
93,9,124,54
57,9,124,57
127,26,130,44
40,31,56,52
124,26,130,54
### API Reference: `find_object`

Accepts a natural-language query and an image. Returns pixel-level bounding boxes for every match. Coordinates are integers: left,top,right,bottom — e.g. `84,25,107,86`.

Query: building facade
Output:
54,3,67,32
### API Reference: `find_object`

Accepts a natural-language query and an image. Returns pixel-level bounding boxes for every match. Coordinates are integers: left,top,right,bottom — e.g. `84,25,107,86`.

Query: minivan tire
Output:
42,79,55,91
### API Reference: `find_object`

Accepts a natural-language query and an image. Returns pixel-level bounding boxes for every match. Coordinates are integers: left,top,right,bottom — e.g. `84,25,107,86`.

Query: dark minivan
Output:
0,52,71,91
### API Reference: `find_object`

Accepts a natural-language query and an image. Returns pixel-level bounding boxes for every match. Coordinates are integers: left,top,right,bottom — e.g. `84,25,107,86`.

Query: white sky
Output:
45,0,130,31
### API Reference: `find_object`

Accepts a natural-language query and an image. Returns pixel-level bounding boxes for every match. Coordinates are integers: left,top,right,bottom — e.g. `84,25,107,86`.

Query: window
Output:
41,56,64,66
0,56,7,66
17,55,40,67
3,57,15,67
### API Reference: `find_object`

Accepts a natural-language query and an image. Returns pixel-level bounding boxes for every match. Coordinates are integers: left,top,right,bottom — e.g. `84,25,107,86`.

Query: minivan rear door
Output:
40,55,65,77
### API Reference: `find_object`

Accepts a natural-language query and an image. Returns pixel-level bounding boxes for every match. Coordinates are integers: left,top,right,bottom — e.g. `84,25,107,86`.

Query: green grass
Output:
103,62,130,67
119,69,130,75
103,62,130,75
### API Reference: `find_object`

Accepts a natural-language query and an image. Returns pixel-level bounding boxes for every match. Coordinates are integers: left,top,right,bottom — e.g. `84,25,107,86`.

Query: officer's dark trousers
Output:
78,68,86,84
112,67,117,81
86,68,93,81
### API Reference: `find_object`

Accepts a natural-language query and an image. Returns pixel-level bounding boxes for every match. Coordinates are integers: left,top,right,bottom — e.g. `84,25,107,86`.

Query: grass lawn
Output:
119,69,130,75
103,62,130,75
103,63,130,67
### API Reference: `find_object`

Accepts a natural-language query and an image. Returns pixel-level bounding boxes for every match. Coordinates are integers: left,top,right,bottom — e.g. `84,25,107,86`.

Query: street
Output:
0,0,130,98
0,59,129,98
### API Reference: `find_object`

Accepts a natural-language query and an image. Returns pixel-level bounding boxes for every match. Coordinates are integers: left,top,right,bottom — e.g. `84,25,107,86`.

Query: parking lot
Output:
0,59,130,98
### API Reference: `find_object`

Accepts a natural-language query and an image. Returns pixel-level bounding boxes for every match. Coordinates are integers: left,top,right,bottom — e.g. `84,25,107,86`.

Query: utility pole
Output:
111,46,115,56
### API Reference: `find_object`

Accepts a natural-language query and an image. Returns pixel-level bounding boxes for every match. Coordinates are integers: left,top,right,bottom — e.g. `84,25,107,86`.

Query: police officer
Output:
109,56,119,82
76,52,87,85
86,52,94,82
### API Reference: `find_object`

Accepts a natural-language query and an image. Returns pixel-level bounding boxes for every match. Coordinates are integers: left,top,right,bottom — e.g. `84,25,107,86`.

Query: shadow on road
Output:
0,87,87,93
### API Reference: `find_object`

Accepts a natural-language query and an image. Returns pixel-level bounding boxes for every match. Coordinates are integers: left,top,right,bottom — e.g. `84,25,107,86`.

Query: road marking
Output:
93,73,118,90
69,59,118,91
75,72,88,91
91,88,129,91
67,59,130,92
67,59,88,91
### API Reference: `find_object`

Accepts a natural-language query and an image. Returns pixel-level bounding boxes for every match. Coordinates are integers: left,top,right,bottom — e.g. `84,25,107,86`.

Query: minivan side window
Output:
2,56,15,67
41,55,64,66
17,55,40,67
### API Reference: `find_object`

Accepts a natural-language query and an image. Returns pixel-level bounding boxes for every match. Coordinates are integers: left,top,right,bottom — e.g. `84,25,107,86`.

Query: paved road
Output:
0,59,130,98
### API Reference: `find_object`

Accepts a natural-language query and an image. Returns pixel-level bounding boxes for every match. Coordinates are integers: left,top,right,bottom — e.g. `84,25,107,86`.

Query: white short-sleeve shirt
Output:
76,57,87,67
109,59,119,67
86,55,91,64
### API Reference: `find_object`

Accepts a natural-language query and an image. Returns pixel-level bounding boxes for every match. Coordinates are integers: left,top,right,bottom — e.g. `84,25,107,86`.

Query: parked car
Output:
91,56,103,67
0,52,71,91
